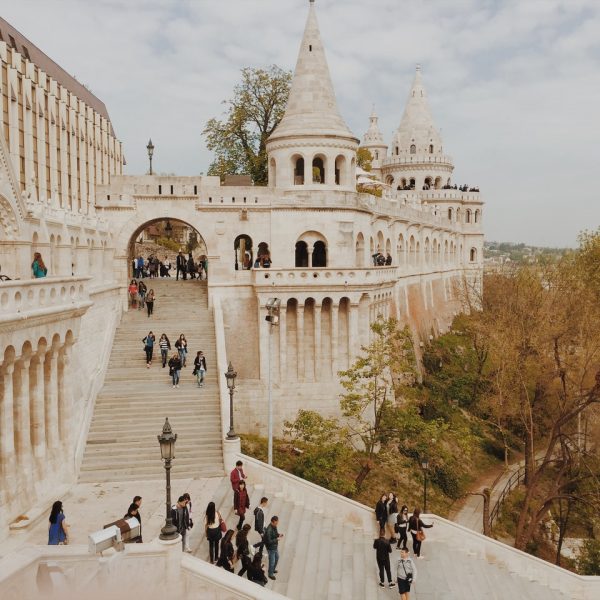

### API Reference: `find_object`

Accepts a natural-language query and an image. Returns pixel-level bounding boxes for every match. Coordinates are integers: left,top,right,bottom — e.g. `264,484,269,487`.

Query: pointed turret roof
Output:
394,65,443,153
362,106,386,146
268,0,357,142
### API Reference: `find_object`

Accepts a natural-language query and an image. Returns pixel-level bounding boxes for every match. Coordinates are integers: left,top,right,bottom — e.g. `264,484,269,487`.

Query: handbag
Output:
416,530,426,542
219,517,227,533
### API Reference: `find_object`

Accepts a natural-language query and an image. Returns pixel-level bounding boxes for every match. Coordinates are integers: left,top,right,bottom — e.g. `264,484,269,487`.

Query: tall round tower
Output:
382,65,453,191
360,107,388,179
266,0,359,191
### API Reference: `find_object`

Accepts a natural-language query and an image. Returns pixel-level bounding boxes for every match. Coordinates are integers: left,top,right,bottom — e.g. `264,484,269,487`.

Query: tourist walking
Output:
396,505,409,550
159,334,171,368
182,493,193,552
216,529,235,572
253,496,268,553
128,280,138,308
408,508,433,559
247,553,268,586
387,493,399,542
396,547,417,599
234,480,250,531
375,493,388,532
235,524,252,577
32,252,48,278
175,334,188,367
187,253,196,279
204,501,223,564
48,501,69,545
373,528,394,588
137,280,147,310
230,460,247,492
146,288,155,317
168,352,182,388
193,350,207,387
264,516,283,580
171,495,191,551
142,331,155,368
176,251,187,280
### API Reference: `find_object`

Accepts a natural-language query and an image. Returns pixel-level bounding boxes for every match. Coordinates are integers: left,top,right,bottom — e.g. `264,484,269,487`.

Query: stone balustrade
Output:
382,153,453,166
0,277,92,323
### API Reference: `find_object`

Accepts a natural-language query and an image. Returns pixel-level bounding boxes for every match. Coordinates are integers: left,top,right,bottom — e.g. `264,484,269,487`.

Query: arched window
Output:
374,150,379,160
410,144,416,154
312,156,325,184
429,144,434,154
448,207,453,221
470,248,477,262
335,155,347,186
400,178,407,189
295,241,308,267
397,234,405,265
386,175,394,186
409,178,415,189
355,233,365,267
234,234,253,270
466,209,472,224
434,176,442,189
395,146,399,155
293,155,304,185
269,157,276,187
313,241,327,267
474,209,480,223
257,242,270,267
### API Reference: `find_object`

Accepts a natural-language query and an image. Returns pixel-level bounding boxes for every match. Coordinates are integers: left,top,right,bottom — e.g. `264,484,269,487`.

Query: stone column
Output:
297,303,305,381
49,348,61,453
331,303,339,377
30,353,47,464
258,304,269,380
14,357,33,481
314,303,322,381
279,307,287,382
307,248,313,268
0,363,16,491
349,303,359,367
303,159,310,186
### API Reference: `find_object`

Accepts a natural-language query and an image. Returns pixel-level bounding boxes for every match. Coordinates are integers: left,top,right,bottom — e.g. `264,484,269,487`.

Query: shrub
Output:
578,539,600,575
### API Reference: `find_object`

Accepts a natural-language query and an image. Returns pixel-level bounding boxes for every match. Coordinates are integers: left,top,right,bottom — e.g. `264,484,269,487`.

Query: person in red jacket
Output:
234,480,250,531
230,460,246,492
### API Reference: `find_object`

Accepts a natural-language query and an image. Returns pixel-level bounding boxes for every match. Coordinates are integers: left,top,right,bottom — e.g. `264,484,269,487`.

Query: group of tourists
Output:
374,492,433,598
141,331,207,387
132,254,172,278
175,251,208,281
128,279,156,315
372,251,393,266
203,460,283,587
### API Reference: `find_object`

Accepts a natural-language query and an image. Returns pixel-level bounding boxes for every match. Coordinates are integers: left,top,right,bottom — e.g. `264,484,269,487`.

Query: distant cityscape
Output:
484,241,570,266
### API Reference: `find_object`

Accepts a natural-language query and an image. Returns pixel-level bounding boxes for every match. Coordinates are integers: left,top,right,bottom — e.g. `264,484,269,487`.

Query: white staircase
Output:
187,469,575,600
79,278,224,482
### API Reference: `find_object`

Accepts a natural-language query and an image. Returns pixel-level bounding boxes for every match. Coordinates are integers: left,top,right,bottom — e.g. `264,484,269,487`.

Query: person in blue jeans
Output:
264,515,283,580
168,352,182,388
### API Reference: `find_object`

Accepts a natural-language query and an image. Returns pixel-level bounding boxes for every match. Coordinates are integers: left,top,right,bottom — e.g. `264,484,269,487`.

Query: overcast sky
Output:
4,0,600,246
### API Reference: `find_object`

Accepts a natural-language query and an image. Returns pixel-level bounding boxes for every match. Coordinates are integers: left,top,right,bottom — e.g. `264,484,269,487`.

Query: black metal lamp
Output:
225,362,238,440
147,139,154,175
158,418,178,540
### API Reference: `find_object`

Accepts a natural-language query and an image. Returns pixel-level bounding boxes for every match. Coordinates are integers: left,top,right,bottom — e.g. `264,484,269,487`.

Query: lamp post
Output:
165,219,173,240
146,138,154,175
158,418,178,540
265,298,281,466
421,457,429,512
225,362,238,439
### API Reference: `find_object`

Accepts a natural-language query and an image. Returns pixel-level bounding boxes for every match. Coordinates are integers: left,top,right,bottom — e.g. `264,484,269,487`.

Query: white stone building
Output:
0,0,482,536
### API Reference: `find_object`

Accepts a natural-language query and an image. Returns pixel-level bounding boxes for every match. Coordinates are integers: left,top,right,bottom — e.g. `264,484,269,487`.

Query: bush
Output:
481,437,505,461
578,539,600,575
156,237,181,253
431,464,463,499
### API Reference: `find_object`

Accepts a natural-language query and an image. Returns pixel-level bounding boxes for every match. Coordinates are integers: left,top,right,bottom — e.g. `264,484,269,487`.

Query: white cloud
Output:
4,0,600,246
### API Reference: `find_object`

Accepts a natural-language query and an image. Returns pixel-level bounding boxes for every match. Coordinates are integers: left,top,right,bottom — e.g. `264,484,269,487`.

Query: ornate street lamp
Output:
225,362,238,440
421,457,430,513
158,418,178,540
146,138,154,175
265,298,281,466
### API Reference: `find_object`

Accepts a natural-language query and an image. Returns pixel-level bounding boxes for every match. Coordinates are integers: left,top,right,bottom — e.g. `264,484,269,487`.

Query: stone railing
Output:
382,153,453,166
0,276,92,323
252,266,399,288
239,453,600,600
421,190,482,202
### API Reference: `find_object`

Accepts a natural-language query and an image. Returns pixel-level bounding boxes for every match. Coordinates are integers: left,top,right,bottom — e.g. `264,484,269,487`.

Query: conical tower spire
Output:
268,0,356,142
363,105,384,145
394,65,443,155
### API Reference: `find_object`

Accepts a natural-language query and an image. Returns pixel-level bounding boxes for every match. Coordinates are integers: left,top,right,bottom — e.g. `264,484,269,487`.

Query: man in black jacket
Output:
253,496,269,553
373,529,395,588
176,251,187,281
171,496,190,551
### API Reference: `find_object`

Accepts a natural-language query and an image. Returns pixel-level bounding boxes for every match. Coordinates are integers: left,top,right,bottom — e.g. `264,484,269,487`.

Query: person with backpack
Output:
408,507,433,559
142,331,155,368
396,505,409,550
373,528,395,588
396,547,417,599
253,496,268,553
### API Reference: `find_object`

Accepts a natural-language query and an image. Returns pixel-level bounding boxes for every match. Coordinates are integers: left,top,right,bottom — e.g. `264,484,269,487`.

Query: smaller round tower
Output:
382,65,453,192
360,107,388,179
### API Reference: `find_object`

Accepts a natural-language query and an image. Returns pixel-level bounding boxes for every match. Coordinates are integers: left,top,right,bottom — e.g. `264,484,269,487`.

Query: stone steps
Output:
79,279,224,483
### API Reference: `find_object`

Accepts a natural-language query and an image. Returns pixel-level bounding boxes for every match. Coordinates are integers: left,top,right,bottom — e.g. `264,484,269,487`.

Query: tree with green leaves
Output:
356,147,373,172
203,66,292,185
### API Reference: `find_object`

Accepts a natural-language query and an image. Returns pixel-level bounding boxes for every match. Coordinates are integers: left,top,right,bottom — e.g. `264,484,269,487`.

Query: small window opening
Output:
170,185,174,194
309,44,312,51
193,185,197,195
158,185,162,195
